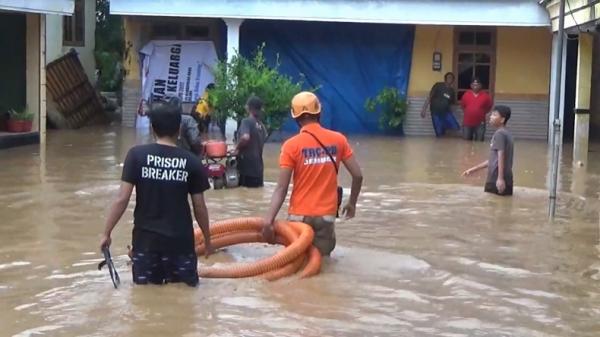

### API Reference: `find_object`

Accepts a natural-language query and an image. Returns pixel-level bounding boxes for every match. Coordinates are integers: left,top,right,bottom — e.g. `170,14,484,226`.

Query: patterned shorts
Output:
131,251,199,287
289,215,336,256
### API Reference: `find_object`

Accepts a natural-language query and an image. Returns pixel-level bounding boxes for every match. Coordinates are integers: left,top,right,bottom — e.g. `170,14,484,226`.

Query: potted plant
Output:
7,108,34,133
365,87,408,134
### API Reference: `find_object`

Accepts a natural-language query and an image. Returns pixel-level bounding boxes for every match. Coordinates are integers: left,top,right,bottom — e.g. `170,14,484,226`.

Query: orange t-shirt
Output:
280,123,354,216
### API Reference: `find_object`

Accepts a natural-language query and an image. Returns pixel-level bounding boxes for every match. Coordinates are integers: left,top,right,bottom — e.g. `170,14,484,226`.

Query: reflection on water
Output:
1,126,599,336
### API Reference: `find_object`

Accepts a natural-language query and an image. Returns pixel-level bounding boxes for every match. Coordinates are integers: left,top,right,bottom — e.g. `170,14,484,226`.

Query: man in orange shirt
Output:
262,92,363,256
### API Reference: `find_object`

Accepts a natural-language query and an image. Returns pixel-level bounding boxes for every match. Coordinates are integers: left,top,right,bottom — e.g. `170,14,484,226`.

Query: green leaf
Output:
207,45,308,136
364,87,407,132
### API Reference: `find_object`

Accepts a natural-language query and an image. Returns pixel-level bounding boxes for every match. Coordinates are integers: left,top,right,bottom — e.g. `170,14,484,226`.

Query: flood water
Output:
1,126,600,336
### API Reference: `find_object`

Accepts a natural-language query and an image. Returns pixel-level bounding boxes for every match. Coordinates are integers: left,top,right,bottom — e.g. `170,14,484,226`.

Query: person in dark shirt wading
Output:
100,102,213,287
462,105,514,196
235,96,268,188
421,72,461,137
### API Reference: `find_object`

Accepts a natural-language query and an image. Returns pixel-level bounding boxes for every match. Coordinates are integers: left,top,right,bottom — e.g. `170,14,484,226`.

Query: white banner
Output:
140,40,218,103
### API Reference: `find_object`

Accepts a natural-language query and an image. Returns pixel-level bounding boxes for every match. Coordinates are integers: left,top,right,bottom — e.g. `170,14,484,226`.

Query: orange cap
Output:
291,91,321,119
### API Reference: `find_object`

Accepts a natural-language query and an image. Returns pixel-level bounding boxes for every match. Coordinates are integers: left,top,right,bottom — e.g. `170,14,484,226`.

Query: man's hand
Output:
203,240,214,259
462,168,474,177
262,219,276,243
420,108,427,119
100,234,111,251
342,202,356,219
496,178,506,194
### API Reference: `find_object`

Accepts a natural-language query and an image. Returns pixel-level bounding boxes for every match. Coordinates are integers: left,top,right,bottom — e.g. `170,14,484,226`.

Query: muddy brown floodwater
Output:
1,126,600,336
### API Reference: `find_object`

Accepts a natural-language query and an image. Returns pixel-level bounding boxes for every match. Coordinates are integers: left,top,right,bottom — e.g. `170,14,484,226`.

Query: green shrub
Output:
365,87,407,130
208,45,305,136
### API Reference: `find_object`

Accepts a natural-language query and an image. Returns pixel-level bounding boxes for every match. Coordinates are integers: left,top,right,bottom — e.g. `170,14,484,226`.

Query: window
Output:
454,28,496,100
63,0,85,46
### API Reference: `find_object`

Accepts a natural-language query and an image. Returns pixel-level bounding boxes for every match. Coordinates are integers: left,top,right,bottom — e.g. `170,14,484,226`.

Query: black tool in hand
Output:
98,246,120,289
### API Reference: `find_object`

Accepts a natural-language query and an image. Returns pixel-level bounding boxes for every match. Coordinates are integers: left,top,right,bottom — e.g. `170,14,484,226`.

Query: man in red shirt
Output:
461,78,493,141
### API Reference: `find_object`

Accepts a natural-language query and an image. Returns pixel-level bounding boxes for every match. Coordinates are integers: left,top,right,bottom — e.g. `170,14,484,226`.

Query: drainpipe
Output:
549,0,567,219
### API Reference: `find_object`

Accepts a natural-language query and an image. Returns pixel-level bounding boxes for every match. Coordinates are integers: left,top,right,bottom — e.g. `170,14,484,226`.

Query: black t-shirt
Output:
121,143,209,254
429,82,455,115
237,116,267,179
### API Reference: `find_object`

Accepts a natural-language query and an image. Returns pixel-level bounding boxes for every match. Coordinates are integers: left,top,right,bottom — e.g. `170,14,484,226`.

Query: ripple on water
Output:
0,261,31,270
12,325,63,337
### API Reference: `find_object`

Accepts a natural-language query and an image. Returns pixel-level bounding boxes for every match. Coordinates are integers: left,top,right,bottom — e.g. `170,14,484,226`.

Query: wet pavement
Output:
1,126,599,336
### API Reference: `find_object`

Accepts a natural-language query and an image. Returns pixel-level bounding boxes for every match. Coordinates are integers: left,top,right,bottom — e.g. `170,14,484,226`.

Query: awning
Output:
110,0,550,27
0,0,74,16
546,0,600,32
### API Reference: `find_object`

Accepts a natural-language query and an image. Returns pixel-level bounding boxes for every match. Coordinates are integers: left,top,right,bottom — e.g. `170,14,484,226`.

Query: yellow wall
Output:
407,26,454,96
408,26,552,99
576,33,593,110
123,16,224,82
123,17,143,81
495,27,552,99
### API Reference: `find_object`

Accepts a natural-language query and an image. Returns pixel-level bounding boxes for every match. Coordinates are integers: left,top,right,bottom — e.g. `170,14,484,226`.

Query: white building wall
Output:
46,0,96,81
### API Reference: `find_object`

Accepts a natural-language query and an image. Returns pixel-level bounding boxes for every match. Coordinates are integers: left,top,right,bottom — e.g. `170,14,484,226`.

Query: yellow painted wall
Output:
495,27,552,98
123,16,224,82
407,26,454,96
576,33,593,110
408,26,551,99
123,17,144,81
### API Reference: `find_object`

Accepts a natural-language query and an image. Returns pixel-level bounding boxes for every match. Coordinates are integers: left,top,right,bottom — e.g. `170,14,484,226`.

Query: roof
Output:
110,0,550,27
0,0,74,15
545,0,600,32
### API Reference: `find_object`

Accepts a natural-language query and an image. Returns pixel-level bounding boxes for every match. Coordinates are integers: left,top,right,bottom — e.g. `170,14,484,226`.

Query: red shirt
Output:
461,90,493,127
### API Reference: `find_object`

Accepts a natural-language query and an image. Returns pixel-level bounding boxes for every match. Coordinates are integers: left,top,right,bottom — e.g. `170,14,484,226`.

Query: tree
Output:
208,46,305,136
95,0,124,92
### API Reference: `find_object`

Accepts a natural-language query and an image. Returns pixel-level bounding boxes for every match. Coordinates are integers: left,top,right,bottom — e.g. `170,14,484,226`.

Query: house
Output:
0,0,70,148
110,0,553,140
0,0,96,149
46,0,97,82
543,0,599,165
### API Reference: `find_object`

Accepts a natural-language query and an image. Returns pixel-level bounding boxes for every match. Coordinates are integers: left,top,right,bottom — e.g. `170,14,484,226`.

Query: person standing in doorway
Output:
462,105,514,196
421,72,460,137
100,101,213,286
235,96,268,188
262,91,363,257
461,77,493,141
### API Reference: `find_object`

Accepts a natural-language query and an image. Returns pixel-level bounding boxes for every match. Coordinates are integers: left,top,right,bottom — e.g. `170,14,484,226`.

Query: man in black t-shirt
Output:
100,103,213,287
235,96,268,187
421,72,460,137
